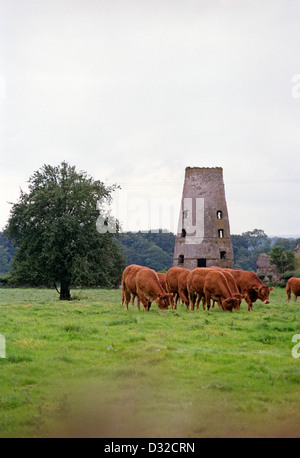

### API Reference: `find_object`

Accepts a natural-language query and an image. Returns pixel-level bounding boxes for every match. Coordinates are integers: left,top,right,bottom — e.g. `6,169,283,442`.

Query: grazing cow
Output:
135,267,172,311
204,270,237,312
187,268,210,310
122,264,171,311
210,268,242,310
166,267,190,310
286,277,300,303
222,268,274,311
121,264,144,310
187,268,241,311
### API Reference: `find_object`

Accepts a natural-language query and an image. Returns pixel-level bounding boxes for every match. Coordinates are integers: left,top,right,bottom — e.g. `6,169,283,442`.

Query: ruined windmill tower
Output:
173,167,234,269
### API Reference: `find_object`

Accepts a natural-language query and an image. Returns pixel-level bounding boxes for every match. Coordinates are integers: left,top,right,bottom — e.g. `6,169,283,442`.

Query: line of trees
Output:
2,224,299,286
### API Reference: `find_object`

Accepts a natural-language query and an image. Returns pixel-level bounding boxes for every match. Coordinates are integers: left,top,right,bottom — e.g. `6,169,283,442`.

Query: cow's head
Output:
254,285,274,304
222,297,236,312
156,293,172,310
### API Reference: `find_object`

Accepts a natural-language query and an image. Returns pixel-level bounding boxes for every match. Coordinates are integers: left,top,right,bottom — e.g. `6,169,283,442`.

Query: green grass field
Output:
0,286,300,438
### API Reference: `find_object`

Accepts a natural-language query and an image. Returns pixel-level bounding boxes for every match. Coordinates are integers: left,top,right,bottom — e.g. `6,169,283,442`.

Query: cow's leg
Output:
294,294,298,303
136,288,148,311
183,299,189,311
171,292,178,310
179,288,190,311
175,292,180,309
205,294,211,311
244,293,253,311
188,290,195,311
136,296,141,311
124,290,131,311
142,300,149,311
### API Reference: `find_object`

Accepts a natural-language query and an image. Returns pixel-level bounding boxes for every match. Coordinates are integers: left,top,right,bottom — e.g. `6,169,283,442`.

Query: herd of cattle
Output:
122,264,300,313
121,264,278,312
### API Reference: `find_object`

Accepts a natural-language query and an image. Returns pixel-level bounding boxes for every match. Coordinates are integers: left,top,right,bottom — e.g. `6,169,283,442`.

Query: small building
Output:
256,253,280,282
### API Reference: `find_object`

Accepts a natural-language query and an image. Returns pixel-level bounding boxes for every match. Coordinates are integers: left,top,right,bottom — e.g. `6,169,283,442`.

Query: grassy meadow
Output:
0,286,300,438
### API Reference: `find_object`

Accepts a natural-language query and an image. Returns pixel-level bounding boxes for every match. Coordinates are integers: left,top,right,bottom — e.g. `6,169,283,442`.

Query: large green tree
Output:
4,162,125,299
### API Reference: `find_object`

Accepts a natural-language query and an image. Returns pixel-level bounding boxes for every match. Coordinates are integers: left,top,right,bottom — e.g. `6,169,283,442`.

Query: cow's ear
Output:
270,286,274,291
253,287,260,292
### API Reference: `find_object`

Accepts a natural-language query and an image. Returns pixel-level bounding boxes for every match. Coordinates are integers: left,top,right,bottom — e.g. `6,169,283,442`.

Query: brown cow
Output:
166,267,190,310
122,264,171,311
222,268,274,311
135,267,172,311
204,270,237,312
187,268,210,310
286,277,300,303
187,268,241,311
210,268,242,310
121,264,144,310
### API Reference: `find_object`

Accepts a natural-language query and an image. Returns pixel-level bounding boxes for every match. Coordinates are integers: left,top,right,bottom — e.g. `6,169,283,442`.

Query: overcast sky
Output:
1,0,300,237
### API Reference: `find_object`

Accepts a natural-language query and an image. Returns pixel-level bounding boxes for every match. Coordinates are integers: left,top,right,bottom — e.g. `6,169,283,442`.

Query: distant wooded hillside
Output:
117,229,300,272
2,229,300,277
116,230,175,272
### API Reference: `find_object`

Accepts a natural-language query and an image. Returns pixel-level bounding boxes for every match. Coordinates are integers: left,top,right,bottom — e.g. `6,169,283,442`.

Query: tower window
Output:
181,228,186,238
197,258,206,267
178,255,184,264
220,251,226,259
218,229,224,238
217,210,223,219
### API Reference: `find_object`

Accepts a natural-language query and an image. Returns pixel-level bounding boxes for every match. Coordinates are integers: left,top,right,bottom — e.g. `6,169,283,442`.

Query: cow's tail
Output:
286,281,291,303
121,277,125,306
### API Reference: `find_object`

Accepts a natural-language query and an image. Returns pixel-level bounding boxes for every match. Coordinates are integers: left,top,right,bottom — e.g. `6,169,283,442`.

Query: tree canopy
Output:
269,246,295,274
0,232,15,276
231,229,271,271
4,162,125,299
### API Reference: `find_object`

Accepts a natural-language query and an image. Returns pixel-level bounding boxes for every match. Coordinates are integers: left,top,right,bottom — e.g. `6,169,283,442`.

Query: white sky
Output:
1,0,300,237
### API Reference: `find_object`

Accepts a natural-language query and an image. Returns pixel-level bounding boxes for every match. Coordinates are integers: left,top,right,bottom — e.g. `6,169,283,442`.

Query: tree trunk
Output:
60,280,72,300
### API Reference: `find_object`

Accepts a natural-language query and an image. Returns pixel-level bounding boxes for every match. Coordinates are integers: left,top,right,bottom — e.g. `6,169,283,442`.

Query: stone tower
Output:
173,167,234,269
